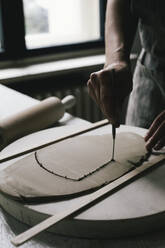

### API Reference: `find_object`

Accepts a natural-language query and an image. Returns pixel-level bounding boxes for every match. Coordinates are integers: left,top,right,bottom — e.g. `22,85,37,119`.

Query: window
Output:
23,0,101,49
0,0,106,61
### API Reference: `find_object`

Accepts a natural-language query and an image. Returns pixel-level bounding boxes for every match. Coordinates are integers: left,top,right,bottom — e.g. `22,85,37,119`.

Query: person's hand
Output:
87,62,133,127
145,110,165,151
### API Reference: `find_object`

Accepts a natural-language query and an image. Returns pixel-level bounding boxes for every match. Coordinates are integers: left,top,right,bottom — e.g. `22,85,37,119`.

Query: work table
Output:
0,84,165,248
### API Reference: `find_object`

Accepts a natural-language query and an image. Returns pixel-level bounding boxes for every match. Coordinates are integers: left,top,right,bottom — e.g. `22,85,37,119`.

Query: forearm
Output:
105,0,138,67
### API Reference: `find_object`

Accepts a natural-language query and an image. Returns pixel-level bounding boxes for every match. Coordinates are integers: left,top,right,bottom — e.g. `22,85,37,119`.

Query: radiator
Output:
32,84,105,123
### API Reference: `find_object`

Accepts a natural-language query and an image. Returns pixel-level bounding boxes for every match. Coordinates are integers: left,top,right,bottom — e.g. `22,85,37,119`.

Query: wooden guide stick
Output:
11,154,165,246
0,119,109,164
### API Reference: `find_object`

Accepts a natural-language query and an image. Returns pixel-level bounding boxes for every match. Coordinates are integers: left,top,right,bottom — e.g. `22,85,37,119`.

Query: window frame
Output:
0,0,107,61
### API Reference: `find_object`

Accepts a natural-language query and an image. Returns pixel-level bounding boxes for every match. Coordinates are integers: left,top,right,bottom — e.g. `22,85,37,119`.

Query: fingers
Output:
87,79,97,103
145,110,165,142
145,120,165,151
88,70,118,125
90,72,101,101
87,71,102,105
87,63,132,126
154,137,165,150
99,74,119,125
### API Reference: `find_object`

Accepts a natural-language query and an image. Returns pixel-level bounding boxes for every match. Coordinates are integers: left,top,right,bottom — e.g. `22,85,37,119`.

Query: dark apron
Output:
126,0,165,128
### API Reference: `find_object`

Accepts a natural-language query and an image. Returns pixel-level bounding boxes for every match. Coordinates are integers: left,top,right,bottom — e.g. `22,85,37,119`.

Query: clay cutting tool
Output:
111,69,116,161
111,124,116,161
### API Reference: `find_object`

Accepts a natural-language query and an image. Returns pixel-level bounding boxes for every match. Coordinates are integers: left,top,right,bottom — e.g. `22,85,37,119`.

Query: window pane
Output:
23,0,101,49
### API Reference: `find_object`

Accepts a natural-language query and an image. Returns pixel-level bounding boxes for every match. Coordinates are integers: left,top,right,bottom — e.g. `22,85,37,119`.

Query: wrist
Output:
104,60,130,70
104,47,131,69
105,57,130,69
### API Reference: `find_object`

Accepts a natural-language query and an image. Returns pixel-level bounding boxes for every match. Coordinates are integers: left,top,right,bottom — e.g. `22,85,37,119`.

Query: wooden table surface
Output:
0,84,165,248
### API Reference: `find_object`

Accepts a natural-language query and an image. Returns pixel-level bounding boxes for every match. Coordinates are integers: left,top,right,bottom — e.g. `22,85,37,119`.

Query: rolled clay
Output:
0,95,75,149
0,132,148,203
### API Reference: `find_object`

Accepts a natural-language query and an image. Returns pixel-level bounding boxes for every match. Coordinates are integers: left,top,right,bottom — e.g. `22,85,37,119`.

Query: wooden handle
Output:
0,95,76,150
11,153,165,246
0,97,64,147
61,95,76,110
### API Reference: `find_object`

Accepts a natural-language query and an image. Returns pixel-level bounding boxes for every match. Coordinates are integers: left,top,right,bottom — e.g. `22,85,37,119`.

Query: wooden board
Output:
0,124,165,238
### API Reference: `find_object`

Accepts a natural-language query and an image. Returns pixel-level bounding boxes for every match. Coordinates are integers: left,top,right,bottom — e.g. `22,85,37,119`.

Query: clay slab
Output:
0,132,147,202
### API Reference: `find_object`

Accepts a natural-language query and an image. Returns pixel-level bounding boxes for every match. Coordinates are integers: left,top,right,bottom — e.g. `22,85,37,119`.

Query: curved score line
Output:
34,152,116,182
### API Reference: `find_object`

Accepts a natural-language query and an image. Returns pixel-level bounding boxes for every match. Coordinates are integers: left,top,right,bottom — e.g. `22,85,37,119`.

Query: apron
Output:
126,0,165,128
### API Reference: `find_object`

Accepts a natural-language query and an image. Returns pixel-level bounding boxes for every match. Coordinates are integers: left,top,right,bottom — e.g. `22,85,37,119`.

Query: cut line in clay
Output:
35,152,153,181
128,152,152,167
35,152,117,182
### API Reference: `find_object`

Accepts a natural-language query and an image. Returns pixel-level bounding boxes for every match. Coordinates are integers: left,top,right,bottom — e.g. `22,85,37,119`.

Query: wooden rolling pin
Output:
0,95,75,149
